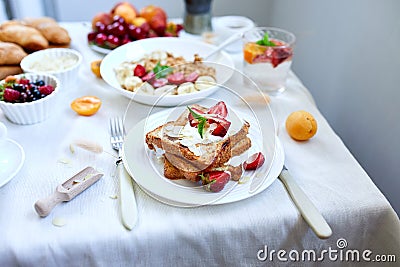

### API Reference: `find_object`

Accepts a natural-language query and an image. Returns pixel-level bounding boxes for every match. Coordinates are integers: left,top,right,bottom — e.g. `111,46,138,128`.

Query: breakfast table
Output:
0,22,399,267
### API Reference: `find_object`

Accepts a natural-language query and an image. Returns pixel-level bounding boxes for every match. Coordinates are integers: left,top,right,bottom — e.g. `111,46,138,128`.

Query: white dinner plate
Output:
139,139,284,207
0,139,25,188
122,105,282,207
100,37,235,106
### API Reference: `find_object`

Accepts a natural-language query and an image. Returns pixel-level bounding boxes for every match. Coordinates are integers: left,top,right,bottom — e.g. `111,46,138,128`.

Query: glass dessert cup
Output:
242,27,295,95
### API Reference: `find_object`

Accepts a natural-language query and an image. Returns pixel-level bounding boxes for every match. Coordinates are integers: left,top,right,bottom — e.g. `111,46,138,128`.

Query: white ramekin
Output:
0,73,60,125
20,48,82,90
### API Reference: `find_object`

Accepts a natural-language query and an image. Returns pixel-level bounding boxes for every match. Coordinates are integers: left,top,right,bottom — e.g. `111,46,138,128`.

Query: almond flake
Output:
52,217,67,227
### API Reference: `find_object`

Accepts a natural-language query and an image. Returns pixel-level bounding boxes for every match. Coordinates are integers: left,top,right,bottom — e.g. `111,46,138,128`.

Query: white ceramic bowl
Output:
20,48,82,90
100,37,234,106
0,73,60,124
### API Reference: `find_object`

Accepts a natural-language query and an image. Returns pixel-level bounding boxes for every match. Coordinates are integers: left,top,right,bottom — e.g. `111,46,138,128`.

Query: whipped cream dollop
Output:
164,110,243,156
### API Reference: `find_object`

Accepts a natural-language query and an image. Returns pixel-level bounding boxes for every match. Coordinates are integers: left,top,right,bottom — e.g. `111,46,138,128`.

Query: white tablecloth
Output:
0,23,399,267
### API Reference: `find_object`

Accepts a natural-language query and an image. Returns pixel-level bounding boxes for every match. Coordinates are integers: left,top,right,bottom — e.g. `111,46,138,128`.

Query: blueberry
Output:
35,80,45,86
13,84,24,91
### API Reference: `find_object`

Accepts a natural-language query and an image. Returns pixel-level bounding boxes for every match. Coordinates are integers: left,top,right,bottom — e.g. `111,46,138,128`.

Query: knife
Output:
279,165,332,239
116,155,138,230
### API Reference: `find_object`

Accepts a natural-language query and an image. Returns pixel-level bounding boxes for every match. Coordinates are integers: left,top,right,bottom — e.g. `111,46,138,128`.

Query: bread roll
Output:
0,65,23,80
23,17,71,45
0,42,28,65
0,24,48,51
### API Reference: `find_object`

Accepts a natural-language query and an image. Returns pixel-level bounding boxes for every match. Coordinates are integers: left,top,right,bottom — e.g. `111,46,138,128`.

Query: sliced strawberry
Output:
133,64,146,77
207,101,228,118
3,88,20,102
185,71,199,83
243,152,265,170
38,85,54,95
210,117,231,137
201,171,231,192
167,72,185,85
188,107,205,127
151,78,168,88
141,71,155,82
271,47,293,68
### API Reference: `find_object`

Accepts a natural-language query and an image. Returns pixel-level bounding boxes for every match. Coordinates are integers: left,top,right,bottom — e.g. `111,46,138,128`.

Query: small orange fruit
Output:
285,110,318,141
243,42,266,64
91,60,102,78
71,96,101,116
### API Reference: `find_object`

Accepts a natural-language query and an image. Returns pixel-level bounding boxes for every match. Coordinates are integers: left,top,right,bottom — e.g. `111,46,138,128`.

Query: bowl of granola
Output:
100,37,234,106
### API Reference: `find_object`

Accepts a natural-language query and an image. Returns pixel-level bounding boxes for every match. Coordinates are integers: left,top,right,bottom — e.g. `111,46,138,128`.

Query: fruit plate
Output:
89,43,112,55
122,105,282,207
100,37,235,107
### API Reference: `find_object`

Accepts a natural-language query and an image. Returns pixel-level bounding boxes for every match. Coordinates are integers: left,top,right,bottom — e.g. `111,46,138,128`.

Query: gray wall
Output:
4,0,399,213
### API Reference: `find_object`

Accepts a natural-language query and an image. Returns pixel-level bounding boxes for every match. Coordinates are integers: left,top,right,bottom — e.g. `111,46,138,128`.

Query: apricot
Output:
90,60,102,78
111,2,138,24
285,110,318,141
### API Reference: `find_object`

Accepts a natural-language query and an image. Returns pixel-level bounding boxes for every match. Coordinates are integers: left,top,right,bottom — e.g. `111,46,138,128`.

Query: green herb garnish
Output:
256,32,276,47
187,106,207,139
153,62,173,79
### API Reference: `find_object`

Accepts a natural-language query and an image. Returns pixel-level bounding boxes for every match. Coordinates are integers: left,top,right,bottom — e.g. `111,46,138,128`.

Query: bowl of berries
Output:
0,73,60,125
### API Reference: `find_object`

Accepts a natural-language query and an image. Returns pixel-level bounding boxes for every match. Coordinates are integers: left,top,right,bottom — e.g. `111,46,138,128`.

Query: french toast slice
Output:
145,103,251,181
163,136,252,182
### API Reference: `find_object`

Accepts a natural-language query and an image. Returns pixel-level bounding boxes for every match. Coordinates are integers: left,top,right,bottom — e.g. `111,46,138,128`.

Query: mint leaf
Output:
187,106,207,138
153,62,173,79
256,32,276,47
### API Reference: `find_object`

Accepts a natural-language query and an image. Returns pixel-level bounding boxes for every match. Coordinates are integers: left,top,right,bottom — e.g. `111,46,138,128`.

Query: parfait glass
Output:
242,27,296,95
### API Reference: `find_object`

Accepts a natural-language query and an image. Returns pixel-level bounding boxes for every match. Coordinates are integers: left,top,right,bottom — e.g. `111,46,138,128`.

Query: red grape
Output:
106,34,120,48
95,33,107,46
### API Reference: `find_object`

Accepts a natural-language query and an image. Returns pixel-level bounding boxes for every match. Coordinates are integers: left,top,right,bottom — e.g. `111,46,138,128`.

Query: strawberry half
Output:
243,152,265,170
207,101,228,118
3,88,20,102
133,64,146,78
209,116,231,137
201,171,231,192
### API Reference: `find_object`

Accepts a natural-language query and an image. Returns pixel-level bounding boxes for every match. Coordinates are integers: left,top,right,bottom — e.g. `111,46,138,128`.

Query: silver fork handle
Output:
116,154,138,230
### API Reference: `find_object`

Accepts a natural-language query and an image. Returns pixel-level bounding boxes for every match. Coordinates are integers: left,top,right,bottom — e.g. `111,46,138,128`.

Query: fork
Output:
109,117,138,230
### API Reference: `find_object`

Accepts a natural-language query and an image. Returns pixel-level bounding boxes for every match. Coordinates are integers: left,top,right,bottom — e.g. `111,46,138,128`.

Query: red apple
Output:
140,5,167,35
